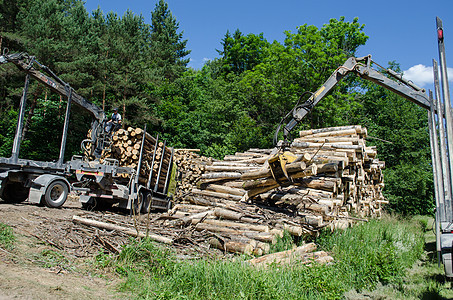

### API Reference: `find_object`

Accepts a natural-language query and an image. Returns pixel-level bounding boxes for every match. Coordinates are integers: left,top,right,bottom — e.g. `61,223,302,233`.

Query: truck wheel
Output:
132,192,144,215
166,199,173,211
141,193,152,214
83,198,113,211
43,180,69,208
2,182,29,203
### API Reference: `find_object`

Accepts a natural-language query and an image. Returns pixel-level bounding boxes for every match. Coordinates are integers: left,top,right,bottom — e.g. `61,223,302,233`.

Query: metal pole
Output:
434,59,452,222
430,90,445,215
11,74,30,164
154,140,167,193
163,147,174,194
136,125,147,187
428,90,443,263
437,17,453,221
58,86,72,166
147,135,159,190
429,92,441,209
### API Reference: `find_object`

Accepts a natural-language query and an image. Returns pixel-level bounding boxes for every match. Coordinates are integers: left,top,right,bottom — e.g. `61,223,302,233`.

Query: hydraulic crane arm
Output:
279,55,430,144
0,51,108,158
0,52,105,122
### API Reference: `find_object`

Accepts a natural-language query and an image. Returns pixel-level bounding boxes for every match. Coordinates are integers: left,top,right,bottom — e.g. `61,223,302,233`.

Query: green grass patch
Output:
269,230,295,253
34,249,74,271
95,214,425,299
0,223,15,250
317,214,424,291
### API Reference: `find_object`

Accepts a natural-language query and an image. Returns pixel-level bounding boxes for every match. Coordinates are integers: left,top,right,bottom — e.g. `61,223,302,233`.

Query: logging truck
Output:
273,17,453,277
0,51,175,212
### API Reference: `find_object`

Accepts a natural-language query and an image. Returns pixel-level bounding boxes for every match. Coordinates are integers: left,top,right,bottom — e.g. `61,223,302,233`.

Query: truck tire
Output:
132,191,144,215
1,182,29,203
43,180,69,208
82,198,113,211
141,193,152,214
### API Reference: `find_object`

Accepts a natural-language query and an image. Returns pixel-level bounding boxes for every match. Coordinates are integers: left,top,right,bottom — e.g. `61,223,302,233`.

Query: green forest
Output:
0,0,433,215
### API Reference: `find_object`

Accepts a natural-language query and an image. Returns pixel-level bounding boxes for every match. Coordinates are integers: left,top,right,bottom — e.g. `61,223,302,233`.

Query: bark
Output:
247,243,317,267
72,215,173,244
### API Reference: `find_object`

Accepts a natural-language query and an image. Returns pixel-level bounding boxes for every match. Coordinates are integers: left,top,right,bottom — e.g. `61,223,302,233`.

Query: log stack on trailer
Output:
104,127,174,187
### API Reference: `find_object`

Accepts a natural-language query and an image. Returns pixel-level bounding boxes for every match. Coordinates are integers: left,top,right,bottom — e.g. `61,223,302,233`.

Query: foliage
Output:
35,249,73,270
0,109,17,157
269,230,294,253
217,29,270,75
0,0,188,161
149,0,190,82
229,17,368,146
114,238,175,277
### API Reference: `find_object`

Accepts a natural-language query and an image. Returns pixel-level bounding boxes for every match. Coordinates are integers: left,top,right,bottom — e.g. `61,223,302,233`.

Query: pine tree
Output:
149,0,190,81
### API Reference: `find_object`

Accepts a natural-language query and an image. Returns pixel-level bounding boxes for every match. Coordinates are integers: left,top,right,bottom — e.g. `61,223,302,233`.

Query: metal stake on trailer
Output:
428,90,443,266
11,74,30,164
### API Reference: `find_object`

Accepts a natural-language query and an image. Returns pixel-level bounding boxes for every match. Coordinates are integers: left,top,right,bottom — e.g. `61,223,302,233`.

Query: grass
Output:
316,214,424,291
34,249,74,271
352,215,453,300
269,230,295,253
0,222,15,250
93,214,428,299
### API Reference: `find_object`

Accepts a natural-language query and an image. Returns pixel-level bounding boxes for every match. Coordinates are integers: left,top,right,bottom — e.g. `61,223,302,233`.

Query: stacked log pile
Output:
165,125,386,255
173,149,211,199
102,127,173,192
290,125,387,218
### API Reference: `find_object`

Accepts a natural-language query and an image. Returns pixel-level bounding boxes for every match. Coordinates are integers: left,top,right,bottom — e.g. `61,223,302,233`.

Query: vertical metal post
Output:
136,125,147,187
434,59,452,221
147,135,159,190
430,90,445,215
57,87,72,167
11,74,30,163
428,90,443,263
437,17,453,221
163,147,174,194
154,140,167,193
129,125,148,215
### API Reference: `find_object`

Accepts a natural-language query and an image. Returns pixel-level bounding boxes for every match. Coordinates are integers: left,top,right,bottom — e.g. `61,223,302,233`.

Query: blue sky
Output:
84,0,452,89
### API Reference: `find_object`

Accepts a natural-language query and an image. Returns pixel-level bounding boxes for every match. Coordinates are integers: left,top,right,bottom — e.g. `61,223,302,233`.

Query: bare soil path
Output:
0,197,128,299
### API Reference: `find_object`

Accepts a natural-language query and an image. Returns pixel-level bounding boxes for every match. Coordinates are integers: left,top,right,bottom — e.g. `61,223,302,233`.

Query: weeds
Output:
0,223,15,250
317,214,424,291
269,230,294,253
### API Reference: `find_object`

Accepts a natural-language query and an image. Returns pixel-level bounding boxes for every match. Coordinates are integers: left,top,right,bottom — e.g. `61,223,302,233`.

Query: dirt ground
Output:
0,192,220,299
0,196,129,299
